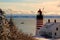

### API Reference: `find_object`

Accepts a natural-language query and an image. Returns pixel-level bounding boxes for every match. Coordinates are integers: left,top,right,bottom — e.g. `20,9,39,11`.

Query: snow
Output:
35,38,50,40
35,37,60,40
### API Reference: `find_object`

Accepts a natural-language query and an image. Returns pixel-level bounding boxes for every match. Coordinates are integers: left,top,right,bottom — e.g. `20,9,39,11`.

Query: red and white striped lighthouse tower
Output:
36,9,43,36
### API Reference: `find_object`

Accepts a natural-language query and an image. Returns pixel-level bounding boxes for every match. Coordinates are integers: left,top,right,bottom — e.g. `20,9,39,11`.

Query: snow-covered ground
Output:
35,37,60,40
35,38,60,40
35,38,50,40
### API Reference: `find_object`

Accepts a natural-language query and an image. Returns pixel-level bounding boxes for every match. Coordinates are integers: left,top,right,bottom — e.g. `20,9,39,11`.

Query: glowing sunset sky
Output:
0,0,60,15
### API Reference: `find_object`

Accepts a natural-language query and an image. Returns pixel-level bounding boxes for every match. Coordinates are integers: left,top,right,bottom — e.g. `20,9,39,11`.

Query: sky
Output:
0,0,60,15
0,0,57,3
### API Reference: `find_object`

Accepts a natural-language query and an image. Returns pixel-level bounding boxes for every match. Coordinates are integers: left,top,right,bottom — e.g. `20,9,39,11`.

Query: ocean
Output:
6,14,60,36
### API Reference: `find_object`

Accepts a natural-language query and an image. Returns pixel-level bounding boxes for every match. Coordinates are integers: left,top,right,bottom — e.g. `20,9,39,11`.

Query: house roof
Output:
40,22,60,32
43,22,60,29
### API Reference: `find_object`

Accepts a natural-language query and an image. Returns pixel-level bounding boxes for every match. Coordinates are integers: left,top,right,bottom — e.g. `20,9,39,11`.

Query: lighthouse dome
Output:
37,9,43,19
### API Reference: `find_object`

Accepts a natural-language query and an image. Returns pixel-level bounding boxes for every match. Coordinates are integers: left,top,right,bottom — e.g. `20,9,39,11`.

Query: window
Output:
0,16,2,20
55,32,57,36
37,27,40,30
0,22,2,25
0,21,2,24
0,26,3,30
56,27,58,31
0,22,1,24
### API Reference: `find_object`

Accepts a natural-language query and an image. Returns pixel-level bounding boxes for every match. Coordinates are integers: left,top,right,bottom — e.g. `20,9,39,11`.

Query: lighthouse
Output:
36,9,43,36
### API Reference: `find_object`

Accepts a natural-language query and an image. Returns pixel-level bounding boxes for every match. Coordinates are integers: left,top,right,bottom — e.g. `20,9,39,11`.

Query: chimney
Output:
48,19,50,23
54,19,56,23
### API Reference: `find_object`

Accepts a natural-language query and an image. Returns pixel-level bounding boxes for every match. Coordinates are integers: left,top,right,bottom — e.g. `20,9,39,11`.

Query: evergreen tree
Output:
0,9,37,40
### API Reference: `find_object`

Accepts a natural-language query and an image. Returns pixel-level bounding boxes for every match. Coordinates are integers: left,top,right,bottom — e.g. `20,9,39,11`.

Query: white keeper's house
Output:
39,19,60,38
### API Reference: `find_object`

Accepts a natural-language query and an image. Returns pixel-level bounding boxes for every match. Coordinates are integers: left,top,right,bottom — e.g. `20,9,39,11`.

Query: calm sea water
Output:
6,14,60,36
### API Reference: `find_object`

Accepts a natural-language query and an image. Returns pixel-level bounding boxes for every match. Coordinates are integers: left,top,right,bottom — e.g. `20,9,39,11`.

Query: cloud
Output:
0,0,60,15
0,0,58,3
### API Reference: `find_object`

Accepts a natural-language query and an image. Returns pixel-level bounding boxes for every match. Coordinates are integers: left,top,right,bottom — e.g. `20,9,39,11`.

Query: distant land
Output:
5,14,60,18
44,15,60,18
